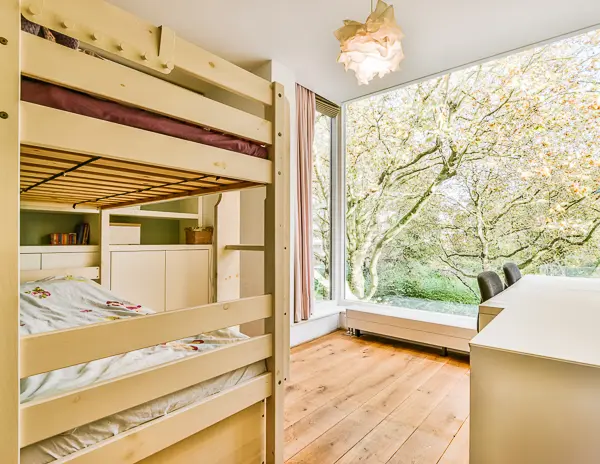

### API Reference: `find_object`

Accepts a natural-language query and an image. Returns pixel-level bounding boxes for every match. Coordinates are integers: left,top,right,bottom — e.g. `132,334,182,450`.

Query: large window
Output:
342,28,600,318
312,112,333,300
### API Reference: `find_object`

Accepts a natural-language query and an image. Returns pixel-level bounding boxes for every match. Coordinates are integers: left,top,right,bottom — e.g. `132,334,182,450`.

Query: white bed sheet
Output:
19,276,266,464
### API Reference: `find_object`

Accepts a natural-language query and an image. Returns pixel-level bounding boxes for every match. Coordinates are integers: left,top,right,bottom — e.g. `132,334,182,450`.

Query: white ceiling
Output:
109,0,600,104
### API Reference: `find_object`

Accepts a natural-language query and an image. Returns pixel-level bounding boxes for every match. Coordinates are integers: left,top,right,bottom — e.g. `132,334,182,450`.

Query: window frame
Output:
331,111,344,304
334,103,477,333
332,26,600,333
312,111,336,303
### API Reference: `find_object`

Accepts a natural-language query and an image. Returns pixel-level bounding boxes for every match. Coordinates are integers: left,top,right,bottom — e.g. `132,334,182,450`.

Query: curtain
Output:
294,84,316,322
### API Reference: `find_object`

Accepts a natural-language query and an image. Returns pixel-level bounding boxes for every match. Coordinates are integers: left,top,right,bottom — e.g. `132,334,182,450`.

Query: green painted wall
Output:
20,211,99,245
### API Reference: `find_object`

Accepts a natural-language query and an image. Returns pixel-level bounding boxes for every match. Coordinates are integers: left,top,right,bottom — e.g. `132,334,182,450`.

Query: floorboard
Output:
284,331,470,464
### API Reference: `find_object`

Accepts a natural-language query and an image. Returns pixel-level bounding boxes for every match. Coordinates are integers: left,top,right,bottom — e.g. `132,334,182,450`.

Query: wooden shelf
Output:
20,245,100,254
224,245,264,252
20,201,99,214
22,266,100,282
110,244,212,252
109,209,199,220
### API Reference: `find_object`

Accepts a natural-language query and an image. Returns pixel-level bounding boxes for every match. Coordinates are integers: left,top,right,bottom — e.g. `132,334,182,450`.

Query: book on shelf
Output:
75,223,84,245
75,223,90,245
82,223,90,245
49,223,90,246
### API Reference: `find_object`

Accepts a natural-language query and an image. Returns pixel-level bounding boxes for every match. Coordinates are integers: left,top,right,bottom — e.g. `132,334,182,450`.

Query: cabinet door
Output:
21,254,41,271
111,251,166,312
166,250,210,311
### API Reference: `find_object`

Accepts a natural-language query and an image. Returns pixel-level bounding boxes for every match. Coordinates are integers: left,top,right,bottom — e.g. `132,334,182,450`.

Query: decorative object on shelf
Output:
334,0,404,85
185,226,213,245
109,223,141,245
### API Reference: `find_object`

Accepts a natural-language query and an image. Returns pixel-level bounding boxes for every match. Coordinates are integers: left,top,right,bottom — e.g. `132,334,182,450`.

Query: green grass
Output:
375,261,479,305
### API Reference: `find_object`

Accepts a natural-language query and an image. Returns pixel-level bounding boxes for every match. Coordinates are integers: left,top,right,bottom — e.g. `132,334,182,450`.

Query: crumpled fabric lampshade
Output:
335,0,404,85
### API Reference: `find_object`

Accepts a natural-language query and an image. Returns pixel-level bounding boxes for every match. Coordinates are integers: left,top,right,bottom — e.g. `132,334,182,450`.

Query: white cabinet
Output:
21,253,42,271
166,250,210,310
42,252,98,270
110,251,166,312
20,246,100,272
110,246,211,313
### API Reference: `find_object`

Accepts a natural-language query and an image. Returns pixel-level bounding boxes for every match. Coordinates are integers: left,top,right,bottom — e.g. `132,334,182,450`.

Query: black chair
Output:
503,262,522,287
477,271,504,303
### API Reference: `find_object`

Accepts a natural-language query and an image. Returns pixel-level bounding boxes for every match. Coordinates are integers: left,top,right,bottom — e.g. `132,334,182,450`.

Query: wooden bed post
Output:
0,1,21,462
265,83,290,464
213,192,241,302
100,210,111,288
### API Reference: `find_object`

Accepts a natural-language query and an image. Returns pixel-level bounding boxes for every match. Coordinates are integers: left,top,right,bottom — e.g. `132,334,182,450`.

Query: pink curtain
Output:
294,85,316,322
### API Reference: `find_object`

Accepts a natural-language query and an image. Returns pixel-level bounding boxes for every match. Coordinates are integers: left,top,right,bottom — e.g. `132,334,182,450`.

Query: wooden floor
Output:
284,330,470,464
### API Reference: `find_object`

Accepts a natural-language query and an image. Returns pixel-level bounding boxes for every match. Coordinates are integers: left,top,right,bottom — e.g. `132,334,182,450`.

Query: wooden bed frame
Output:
0,1,290,462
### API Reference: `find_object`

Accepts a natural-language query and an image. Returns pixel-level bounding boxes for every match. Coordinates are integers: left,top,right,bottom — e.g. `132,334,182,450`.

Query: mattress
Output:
21,78,269,159
19,276,266,464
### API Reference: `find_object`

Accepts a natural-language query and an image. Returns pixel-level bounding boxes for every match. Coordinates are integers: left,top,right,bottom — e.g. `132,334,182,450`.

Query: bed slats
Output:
61,374,272,464
20,102,272,208
19,141,262,209
20,295,272,378
20,335,272,447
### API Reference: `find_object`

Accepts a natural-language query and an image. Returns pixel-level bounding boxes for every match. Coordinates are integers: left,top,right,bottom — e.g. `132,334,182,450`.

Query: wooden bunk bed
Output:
0,0,290,463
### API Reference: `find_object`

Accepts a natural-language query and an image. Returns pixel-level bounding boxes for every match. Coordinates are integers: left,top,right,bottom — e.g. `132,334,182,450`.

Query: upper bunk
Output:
17,0,283,209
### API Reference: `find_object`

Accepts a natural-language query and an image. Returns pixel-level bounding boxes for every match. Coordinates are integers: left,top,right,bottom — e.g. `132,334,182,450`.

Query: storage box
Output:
185,227,213,244
110,223,141,245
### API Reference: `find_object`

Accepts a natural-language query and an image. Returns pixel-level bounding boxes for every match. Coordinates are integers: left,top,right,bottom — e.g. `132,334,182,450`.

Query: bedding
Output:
21,78,269,159
19,276,266,464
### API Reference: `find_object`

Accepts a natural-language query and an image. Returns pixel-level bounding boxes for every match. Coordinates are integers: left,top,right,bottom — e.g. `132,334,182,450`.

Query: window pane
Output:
313,112,332,300
345,28,600,318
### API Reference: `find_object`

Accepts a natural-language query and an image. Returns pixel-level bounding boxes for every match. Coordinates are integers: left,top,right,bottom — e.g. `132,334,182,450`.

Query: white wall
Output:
240,187,266,298
239,61,297,324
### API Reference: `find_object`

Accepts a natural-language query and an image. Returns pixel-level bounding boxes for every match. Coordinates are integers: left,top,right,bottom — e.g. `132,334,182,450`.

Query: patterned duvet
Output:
20,276,266,464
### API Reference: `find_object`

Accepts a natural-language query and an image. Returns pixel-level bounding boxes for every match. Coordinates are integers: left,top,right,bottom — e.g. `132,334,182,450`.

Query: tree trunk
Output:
347,249,367,299
475,201,490,271
363,176,446,300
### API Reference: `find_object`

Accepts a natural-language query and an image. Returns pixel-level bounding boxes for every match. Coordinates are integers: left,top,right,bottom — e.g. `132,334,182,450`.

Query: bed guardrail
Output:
21,32,273,145
20,294,272,378
59,373,272,464
21,334,272,447
21,0,273,105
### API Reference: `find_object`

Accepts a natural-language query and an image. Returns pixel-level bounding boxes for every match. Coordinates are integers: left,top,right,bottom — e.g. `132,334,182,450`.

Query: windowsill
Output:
310,300,344,319
343,300,477,330
309,299,477,332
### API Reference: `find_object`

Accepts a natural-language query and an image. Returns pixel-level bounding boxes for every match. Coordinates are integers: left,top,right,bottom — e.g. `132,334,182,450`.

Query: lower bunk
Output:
20,276,271,463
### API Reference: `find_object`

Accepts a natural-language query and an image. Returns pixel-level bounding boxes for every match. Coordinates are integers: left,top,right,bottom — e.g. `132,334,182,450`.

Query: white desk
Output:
471,275,600,464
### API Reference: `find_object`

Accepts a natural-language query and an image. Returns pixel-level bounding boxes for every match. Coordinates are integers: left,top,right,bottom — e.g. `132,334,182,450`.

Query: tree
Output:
339,28,600,302
312,113,332,299
435,161,600,297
